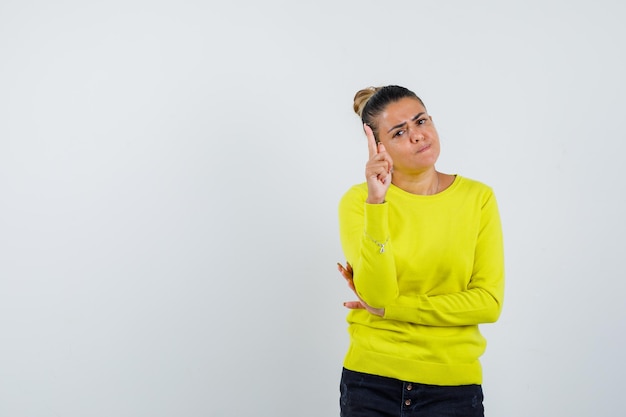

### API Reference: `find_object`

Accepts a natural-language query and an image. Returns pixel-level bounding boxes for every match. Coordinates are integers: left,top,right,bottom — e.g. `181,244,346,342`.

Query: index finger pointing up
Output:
364,124,378,158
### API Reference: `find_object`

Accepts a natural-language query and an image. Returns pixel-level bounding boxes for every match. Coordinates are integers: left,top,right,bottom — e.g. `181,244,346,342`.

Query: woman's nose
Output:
409,129,423,143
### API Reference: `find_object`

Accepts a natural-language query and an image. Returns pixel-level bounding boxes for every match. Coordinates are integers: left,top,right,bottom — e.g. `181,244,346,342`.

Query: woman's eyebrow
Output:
387,112,426,133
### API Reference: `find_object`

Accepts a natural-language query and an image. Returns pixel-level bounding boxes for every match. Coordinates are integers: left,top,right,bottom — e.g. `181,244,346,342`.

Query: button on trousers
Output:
340,368,484,417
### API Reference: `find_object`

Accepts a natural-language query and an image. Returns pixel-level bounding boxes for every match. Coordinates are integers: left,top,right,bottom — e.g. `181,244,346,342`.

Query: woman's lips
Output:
416,144,431,153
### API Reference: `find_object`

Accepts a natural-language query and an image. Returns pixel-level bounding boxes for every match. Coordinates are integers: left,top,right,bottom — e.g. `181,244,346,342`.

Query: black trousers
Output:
340,368,484,417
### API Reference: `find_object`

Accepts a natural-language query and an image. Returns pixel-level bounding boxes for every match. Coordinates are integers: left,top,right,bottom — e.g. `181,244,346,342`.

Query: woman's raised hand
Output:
364,124,392,204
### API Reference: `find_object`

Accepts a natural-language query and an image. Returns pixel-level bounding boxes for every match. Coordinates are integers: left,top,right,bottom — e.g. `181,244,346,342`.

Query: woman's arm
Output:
338,186,399,308
383,191,504,326
339,188,505,326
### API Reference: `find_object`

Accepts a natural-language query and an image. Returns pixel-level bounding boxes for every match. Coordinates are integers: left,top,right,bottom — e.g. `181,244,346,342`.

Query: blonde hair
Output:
353,87,381,118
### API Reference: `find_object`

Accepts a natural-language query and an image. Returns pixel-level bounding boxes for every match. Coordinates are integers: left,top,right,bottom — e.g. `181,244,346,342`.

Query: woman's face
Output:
375,97,440,175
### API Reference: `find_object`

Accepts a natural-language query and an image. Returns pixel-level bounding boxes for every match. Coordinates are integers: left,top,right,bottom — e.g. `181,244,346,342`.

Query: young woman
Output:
337,85,504,417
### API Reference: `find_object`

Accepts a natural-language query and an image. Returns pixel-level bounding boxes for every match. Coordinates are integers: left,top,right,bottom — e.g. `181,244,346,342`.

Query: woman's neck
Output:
392,169,440,195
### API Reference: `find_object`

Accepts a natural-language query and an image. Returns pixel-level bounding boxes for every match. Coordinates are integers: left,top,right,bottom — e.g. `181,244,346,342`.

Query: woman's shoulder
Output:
452,175,498,207
455,175,494,194
342,182,368,197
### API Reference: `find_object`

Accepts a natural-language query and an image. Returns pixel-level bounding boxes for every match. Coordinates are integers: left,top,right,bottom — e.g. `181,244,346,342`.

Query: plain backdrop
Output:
1,1,625,416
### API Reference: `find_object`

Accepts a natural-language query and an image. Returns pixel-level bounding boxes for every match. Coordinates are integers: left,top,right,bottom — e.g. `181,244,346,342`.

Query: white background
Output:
1,1,624,416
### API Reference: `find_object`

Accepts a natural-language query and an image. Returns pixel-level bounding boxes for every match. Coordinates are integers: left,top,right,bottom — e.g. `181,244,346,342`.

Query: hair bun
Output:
353,87,380,117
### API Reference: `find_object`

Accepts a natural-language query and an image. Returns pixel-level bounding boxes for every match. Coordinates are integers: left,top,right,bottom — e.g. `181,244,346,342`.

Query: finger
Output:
337,264,353,283
378,143,393,173
341,272,356,291
364,124,378,159
337,262,353,277
366,161,393,183
337,262,354,276
337,263,349,277
338,267,352,282
343,301,365,309
337,262,356,292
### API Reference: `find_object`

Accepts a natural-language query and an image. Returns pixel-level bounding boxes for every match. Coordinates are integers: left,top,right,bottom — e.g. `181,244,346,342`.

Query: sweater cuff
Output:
384,295,423,323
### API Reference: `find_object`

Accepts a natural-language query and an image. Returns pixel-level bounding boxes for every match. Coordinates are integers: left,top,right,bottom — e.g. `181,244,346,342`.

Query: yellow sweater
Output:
338,175,504,386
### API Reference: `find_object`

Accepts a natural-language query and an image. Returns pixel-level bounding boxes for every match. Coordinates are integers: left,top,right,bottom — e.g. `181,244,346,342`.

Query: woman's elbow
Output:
483,298,503,323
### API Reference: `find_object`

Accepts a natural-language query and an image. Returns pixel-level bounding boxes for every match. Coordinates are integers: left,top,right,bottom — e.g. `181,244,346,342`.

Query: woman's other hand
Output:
337,262,384,317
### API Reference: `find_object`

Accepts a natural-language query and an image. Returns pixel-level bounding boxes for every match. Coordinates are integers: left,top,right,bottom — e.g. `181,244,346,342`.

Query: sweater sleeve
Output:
338,186,399,308
384,190,505,326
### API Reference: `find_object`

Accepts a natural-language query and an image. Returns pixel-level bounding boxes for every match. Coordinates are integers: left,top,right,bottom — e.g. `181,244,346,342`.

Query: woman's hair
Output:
353,85,425,141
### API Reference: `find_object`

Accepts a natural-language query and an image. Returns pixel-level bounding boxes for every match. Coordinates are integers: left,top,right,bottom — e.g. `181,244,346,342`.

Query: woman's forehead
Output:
379,98,426,124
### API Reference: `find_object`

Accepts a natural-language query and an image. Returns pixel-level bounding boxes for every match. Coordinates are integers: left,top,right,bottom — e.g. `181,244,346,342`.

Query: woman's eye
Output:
417,118,426,125
393,129,405,138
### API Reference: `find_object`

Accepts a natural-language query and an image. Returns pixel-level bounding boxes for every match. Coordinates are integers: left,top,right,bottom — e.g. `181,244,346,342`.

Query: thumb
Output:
343,301,365,309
